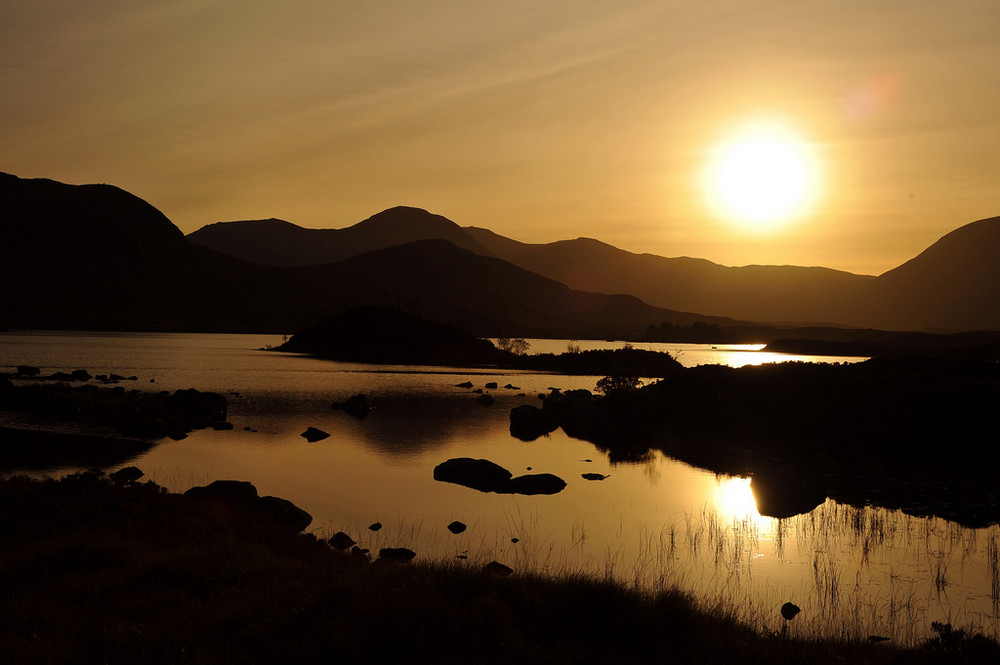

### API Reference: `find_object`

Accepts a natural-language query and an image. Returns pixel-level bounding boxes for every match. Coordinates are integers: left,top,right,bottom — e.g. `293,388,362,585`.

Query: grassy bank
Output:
3,472,999,664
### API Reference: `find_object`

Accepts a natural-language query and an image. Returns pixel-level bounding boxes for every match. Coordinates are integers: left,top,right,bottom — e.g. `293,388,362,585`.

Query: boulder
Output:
333,394,370,419
433,458,512,492
455,381,473,388
109,465,144,484
301,426,330,442
509,404,559,441
484,561,514,576
70,369,92,381
330,531,357,550
501,473,567,496
780,602,801,621
379,547,417,563
185,480,311,531
258,495,313,531
485,382,498,389
368,522,382,531
475,394,495,406
581,473,609,481
16,365,40,377
433,458,566,495
750,470,826,520
447,520,467,534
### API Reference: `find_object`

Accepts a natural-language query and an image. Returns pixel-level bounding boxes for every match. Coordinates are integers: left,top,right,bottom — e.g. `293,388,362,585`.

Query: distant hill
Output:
276,306,510,365
189,209,875,326
0,173,728,338
462,229,872,325
187,207,496,266
848,216,1000,332
189,205,1000,332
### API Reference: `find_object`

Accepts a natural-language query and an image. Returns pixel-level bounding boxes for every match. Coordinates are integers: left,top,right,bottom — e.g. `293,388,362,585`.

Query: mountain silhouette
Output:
190,205,1000,332
188,207,496,266
462,229,872,325
1,173,728,337
848,216,1000,331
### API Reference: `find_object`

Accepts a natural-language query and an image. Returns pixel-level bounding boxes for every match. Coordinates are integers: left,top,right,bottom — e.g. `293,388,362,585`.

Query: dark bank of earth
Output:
533,356,1000,527
275,305,685,378
0,376,229,470
5,472,999,665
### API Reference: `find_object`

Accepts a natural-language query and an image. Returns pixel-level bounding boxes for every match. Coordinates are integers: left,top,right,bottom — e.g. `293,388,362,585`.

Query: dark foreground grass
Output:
2,473,997,664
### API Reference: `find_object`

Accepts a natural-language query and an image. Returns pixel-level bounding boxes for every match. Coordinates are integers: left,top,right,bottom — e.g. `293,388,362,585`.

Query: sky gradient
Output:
4,1,1000,275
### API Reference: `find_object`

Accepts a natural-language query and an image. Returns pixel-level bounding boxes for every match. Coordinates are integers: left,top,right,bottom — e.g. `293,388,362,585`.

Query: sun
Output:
702,120,821,232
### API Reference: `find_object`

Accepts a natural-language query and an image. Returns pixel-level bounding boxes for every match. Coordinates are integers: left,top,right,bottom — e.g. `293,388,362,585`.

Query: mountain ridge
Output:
0,173,728,338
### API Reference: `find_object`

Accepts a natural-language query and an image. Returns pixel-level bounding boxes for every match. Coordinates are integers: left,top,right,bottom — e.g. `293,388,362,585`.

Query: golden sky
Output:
4,1,1000,275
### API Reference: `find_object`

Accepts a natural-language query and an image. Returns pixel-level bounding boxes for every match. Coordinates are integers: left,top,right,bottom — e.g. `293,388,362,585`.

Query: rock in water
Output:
433,458,512,492
301,426,330,442
780,602,801,621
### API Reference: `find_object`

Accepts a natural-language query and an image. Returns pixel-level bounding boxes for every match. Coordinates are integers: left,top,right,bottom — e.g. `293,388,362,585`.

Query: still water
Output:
2,331,997,644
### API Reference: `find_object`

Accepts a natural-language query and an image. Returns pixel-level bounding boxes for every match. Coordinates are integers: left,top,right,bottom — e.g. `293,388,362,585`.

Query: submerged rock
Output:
581,473,609,481
503,473,566,496
509,404,559,441
433,458,512,492
447,520,467,534
433,458,566,495
332,394,370,419
751,470,826,520
301,426,330,442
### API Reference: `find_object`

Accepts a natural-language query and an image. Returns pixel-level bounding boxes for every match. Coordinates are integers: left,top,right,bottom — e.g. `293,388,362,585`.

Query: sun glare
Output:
703,120,821,232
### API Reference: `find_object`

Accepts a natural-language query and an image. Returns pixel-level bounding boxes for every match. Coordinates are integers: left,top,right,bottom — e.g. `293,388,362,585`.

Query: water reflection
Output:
1,331,994,644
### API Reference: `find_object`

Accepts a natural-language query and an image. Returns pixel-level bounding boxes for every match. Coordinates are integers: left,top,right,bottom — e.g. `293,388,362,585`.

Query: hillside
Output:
849,216,1000,331
0,173,725,338
189,206,1000,332
463,229,872,325
188,207,496,266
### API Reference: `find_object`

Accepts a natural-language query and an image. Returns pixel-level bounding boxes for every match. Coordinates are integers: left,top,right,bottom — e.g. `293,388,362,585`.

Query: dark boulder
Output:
329,531,357,550
258,495,312,531
434,458,512,491
780,602,801,621
70,369,92,381
185,480,311,531
109,465,144,484
751,470,826,520
509,404,559,441
485,382,498,389
447,520,467,534
379,547,417,563
455,381,473,388
16,365,40,377
484,561,514,576
433,458,566,495
501,473,567,496
340,394,370,419
368,522,382,531
582,473,609,481
301,426,330,442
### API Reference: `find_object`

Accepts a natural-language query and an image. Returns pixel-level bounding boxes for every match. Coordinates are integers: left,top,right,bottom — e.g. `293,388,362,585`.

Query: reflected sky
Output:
1,331,994,644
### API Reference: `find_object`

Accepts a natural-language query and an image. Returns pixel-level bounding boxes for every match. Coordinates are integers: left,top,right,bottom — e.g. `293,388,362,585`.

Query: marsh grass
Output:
6,472,1000,664
331,497,1000,648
